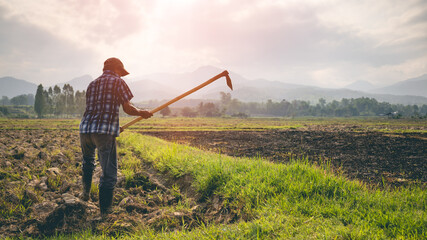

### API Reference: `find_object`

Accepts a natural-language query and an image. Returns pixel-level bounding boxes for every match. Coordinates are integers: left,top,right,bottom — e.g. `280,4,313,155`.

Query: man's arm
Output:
122,101,153,118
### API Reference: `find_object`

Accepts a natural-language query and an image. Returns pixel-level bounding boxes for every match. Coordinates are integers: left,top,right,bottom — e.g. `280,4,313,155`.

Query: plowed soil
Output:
143,128,427,186
0,129,228,238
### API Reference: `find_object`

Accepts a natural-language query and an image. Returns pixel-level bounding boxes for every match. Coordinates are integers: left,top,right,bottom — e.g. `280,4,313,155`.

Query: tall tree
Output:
74,90,86,115
34,84,45,118
53,85,63,116
61,84,74,116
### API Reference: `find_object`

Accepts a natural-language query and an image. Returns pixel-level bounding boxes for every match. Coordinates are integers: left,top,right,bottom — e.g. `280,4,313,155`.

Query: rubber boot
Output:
99,187,114,220
81,170,92,201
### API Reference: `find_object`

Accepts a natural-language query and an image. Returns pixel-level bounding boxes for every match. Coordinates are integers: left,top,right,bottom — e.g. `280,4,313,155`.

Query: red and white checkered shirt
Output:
79,70,134,136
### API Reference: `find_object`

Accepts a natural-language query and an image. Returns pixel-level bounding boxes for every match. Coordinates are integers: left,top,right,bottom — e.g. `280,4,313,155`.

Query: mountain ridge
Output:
369,74,427,97
0,76,38,98
1,67,426,105
56,75,93,91
344,80,376,92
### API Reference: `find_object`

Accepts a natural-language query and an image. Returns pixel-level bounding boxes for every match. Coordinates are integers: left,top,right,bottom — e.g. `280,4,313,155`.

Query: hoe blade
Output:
224,71,233,90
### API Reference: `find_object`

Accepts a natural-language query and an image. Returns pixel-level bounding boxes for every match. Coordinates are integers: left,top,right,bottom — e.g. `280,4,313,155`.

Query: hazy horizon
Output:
4,64,426,90
1,0,426,89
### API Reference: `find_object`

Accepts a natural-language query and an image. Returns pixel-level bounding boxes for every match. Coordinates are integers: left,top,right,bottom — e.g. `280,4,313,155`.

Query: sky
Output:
0,0,426,88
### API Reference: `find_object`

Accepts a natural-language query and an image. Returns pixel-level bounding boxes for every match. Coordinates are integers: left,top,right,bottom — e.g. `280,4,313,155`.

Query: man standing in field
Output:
79,57,153,218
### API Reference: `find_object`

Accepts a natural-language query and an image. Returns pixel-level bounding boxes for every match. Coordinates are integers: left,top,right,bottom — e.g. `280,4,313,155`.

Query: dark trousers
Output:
80,133,117,190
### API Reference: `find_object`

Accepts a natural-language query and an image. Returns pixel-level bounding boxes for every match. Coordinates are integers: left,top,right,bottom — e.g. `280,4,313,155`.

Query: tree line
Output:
34,84,86,118
30,89,427,119
1,94,34,106
2,87,427,119
1,94,36,118
217,92,427,118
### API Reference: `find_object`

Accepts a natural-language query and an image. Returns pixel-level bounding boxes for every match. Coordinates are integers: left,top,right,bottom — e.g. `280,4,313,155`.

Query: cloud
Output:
0,6,97,84
72,0,149,44
0,0,151,46
145,0,426,85
0,0,426,88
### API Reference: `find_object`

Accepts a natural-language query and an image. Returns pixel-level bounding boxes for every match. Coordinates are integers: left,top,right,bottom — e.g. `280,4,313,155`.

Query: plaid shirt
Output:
79,70,134,136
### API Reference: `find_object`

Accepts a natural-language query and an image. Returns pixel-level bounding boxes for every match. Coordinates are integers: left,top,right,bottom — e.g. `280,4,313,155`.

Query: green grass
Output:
49,132,426,239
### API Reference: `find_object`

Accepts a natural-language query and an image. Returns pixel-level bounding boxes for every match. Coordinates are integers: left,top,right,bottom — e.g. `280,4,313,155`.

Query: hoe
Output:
120,70,233,132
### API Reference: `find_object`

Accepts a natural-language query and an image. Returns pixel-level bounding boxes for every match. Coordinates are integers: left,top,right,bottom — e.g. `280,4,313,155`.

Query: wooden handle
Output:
121,70,230,131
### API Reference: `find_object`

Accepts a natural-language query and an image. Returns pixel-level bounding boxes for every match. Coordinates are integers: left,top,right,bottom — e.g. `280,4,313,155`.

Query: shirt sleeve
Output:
117,78,134,105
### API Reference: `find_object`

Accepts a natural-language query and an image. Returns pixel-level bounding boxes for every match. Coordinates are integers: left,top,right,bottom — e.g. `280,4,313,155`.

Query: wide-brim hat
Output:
103,57,129,76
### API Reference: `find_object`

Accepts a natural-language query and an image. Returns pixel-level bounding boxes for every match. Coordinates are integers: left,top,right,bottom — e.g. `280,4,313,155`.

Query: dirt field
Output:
1,119,426,237
143,127,427,186
0,129,221,238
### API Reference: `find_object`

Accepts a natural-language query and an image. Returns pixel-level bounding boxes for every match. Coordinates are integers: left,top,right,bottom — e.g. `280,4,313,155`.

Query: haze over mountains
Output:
0,77,38,98
1,66,426,105
344,81,376,92
368,74,427,97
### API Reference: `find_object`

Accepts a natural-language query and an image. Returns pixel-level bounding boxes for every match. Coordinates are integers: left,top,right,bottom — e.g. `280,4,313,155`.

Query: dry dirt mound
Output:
0,129,234,238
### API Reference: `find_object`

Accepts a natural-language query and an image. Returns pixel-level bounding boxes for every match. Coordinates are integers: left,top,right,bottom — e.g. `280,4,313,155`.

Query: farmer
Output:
79,57,153,218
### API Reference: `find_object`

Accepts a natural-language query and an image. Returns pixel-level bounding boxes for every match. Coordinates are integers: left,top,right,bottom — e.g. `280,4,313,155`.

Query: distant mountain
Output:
345,80,375,92
139,66,237,92
370,74,427,97
0,77,37,98
131,66,237,102
129,67,427,105
184,68,426,105
1,69,427,105
127,79,178,102
57,74,177,99
56,75,93,91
